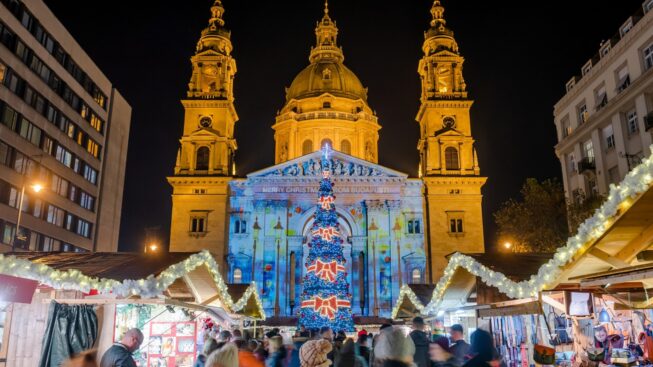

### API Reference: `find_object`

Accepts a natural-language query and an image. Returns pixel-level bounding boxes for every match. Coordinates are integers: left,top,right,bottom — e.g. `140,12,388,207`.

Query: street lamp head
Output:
503,241,512,250
253,216,261,231
147,243,159,253
31,183,43,193
273,216,284,231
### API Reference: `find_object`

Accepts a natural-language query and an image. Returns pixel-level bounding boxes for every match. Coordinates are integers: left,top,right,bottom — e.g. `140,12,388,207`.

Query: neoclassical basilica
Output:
167,0,487,318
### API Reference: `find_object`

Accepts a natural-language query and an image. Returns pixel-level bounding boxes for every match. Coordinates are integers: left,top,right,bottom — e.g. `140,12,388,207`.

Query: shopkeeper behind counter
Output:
593,325,627,364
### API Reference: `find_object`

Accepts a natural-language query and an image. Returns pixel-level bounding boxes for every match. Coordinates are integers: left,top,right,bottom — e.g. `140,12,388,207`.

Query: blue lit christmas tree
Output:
299,145,354,331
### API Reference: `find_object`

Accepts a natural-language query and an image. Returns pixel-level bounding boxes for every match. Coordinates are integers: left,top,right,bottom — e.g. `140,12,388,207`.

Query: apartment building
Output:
554,0,653,202
0,0,131,252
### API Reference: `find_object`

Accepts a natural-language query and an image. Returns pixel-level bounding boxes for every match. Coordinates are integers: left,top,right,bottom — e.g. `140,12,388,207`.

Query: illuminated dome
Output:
286,61,367,101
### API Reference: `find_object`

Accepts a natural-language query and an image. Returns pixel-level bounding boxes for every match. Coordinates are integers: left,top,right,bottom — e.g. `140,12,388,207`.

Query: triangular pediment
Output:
189,127,223,138
432,49,461,58
247,151,408,179
433,126,464,137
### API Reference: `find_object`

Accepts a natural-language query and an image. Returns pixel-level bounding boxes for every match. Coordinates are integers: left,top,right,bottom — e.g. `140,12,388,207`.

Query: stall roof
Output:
552,187,653,288
392,284,435,320
5,252,200,281
0,250,267,320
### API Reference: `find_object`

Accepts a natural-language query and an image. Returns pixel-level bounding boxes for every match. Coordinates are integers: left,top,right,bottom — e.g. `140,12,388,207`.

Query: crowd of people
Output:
61,316,503,367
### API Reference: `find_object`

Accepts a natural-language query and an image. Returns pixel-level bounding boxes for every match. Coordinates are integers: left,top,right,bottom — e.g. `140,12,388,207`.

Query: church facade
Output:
168,0,487,318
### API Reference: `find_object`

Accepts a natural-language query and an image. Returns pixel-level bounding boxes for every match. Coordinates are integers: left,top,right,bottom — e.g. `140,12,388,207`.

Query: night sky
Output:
44,0,644,252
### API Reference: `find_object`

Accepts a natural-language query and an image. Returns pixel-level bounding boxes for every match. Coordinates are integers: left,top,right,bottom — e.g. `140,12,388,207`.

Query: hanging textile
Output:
38,301,98,367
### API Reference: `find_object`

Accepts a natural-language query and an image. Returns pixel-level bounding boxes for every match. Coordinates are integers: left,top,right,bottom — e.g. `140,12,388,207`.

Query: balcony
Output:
645,112,653,131
577,157,596,173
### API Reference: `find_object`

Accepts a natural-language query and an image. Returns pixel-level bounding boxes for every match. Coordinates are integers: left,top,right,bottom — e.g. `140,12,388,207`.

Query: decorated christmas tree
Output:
299,145,354,331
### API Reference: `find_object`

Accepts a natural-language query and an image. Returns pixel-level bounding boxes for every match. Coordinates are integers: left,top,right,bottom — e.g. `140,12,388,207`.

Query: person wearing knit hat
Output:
430,337,459,367
374,327,415,367
300,339,333,367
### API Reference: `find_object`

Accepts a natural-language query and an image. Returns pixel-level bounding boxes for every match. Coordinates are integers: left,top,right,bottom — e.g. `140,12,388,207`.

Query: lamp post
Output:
392,218,402,287
252,217,261,283
369,218,379,316
274,216,284,316
12,181,43,251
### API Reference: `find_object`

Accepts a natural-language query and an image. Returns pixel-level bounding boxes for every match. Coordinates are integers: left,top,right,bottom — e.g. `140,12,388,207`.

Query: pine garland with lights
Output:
299,146,354,331
418,144,653,316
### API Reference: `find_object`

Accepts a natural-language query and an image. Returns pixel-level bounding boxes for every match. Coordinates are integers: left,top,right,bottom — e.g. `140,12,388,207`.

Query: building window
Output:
646,0,653,13
340,140,351,155
190,215,207,233
608,166,620,184
584,140,595,160
233,268,242,284
233,218,247,234
627,109,639,136
644,43,653,70
595,85,607,110
600,43,611,58
411,268,421,284
582,61,592,76
447,211,464,234
196,146,209,170
568,153,576,173
617,67,630,93
565,79,575,92
323,101,331,109
407,219,422,234
603,125,615,149
444,147,459,170
302,140,313,155
321,138,333,150
621,20,633,36
578,103,588,124
561,117,572,138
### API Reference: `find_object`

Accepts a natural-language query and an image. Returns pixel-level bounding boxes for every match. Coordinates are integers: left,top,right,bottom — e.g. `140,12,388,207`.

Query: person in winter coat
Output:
266,336,288,367
409,317,431,367
206,343,239,367
100,328,143,367
299,339,333,367
336,339,368,367
376,327,415,367
356,334,371,365
449,325,470,365
462,330,496,367
236,339,265,367
430,337,461,367
196,338,220,367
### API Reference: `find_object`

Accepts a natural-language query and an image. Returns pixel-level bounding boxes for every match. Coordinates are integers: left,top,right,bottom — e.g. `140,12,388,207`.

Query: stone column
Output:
635,94,652,151
351,236,366,315
287,235,304,315
386,200,402,308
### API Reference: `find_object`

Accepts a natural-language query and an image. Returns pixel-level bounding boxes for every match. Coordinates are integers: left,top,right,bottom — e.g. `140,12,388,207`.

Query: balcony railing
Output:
577,157,596,173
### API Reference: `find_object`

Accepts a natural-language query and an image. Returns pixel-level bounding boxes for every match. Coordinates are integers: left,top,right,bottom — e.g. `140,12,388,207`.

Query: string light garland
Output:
418,144,653,316
0,250,266,320
391,285,426,319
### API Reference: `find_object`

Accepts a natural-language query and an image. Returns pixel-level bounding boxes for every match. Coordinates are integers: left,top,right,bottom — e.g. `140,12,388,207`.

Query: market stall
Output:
401,146,653,366
0,250,265,367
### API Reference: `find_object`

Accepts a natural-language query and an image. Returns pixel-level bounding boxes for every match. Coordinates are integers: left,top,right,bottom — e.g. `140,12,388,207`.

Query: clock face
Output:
199,116,212,128
443,116,456,128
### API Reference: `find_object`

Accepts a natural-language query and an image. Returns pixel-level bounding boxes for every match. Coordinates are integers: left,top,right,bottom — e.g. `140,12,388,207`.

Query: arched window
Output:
196,146,210,170
341,140,351,155
233,268,242,284
444,147,459,170
321,139,333,150
412,268,421,284
302,140,313,155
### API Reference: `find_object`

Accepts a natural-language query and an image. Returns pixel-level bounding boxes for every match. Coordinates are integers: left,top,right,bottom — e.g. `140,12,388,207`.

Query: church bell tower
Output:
168,0,237,259
417,1,487,280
